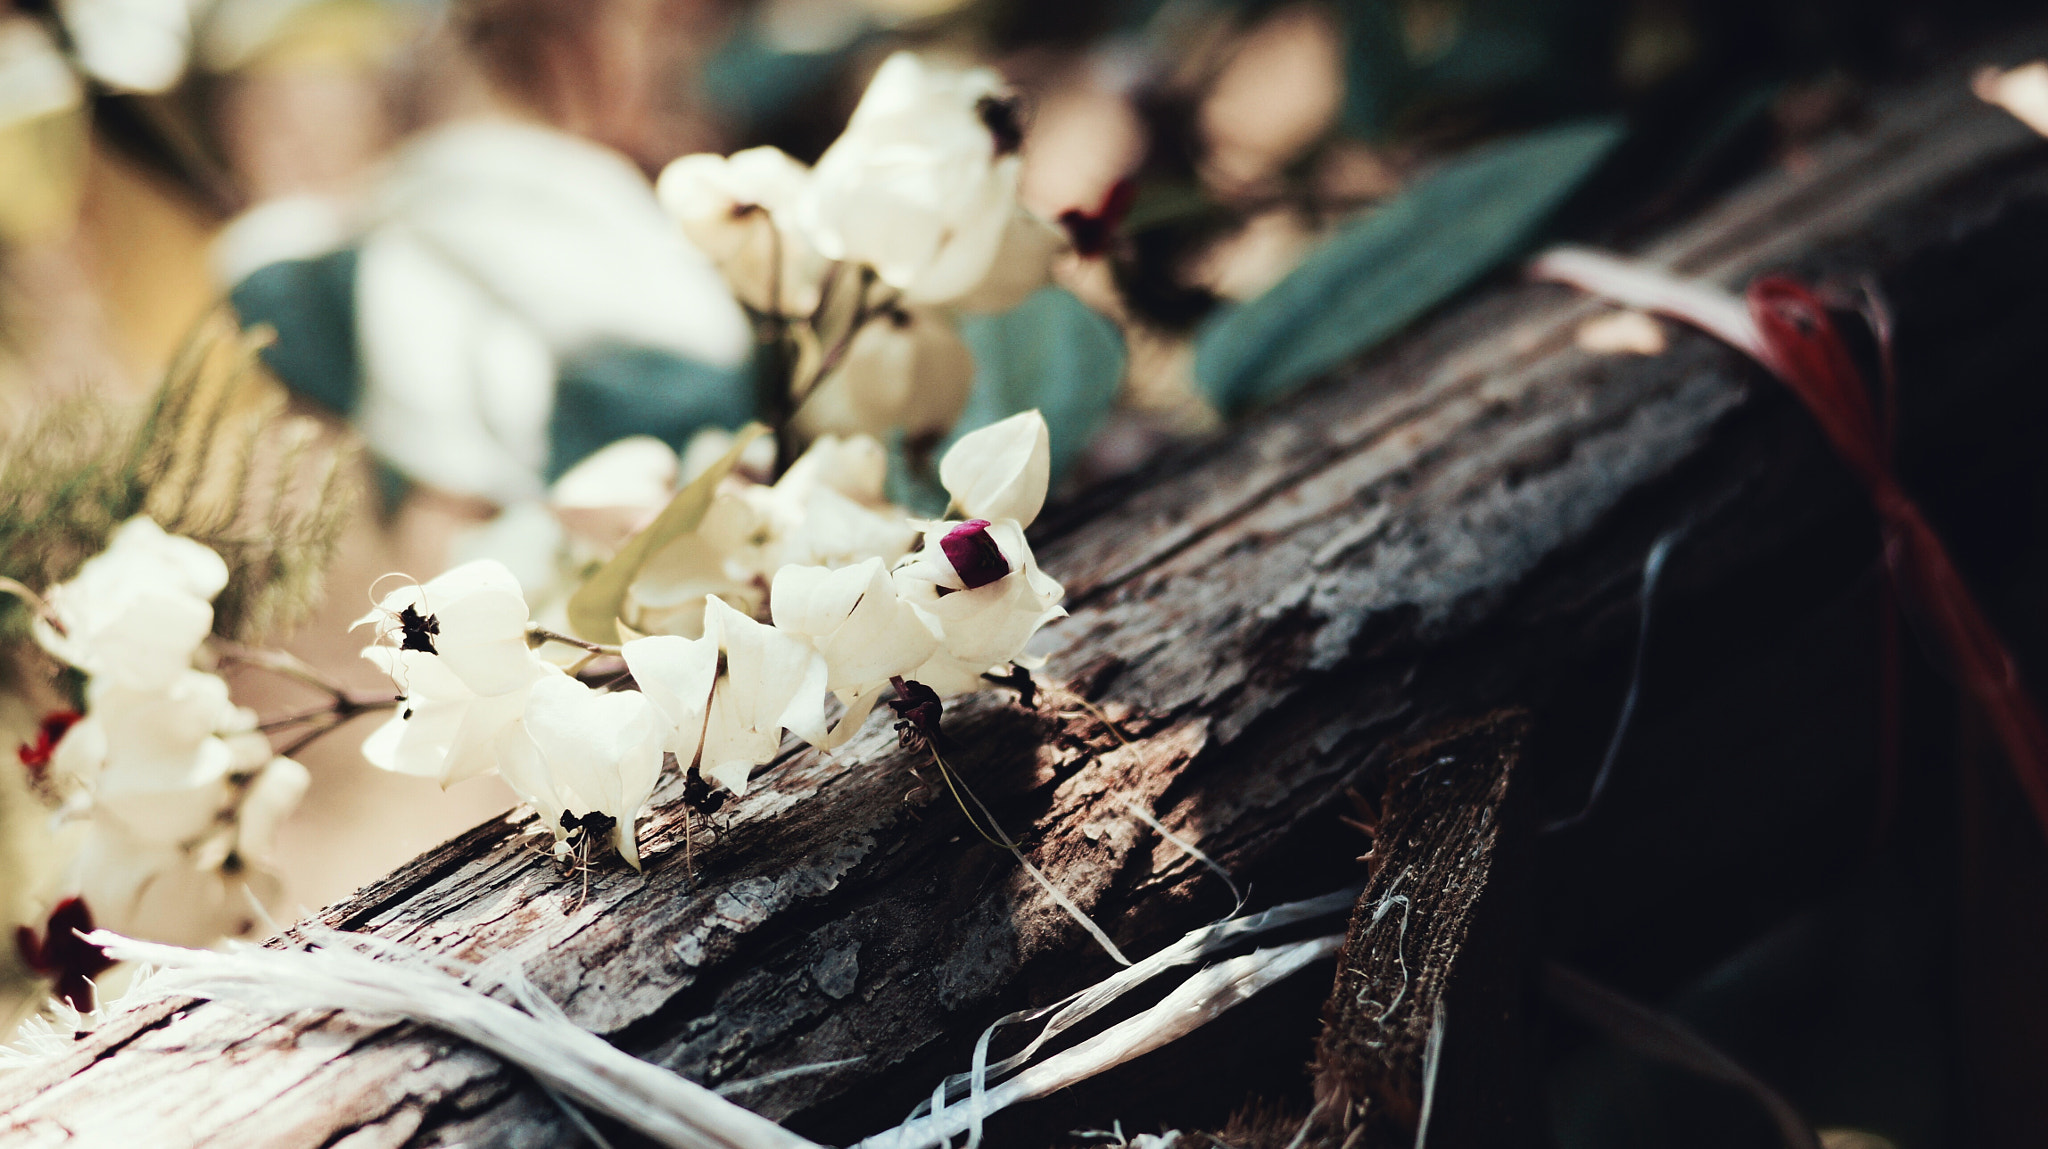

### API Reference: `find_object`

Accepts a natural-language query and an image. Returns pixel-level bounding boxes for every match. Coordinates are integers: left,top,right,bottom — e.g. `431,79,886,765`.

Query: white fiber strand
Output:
1012,845,1134,967
86,931,820,1149
860,934,1344,1149
1528,247,1770,364
910,888,1359,1125
1123,799,1245,911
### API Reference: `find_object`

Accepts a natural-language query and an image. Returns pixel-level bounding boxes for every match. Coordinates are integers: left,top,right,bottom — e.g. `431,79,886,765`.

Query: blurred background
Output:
2,0,2045,1141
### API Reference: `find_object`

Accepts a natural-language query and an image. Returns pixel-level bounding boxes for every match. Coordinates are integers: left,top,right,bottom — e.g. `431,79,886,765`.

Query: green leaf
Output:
229,249,360,417
950,286,1127,482
548,343,755,482
1193,118,1624,416
566,423,769,644
700,20,860,128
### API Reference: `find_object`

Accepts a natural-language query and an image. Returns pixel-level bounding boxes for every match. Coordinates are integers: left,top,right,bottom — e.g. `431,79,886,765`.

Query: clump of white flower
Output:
18,515,309,1006
359,412,1067,866
655,51,1066,448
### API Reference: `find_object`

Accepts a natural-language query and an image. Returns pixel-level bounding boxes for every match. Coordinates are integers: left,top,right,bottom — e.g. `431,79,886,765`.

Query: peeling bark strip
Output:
5,37,2048,1148
1310,713,1527,1147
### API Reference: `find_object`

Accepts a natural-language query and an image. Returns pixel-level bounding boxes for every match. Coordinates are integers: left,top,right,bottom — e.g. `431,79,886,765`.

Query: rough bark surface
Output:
4,34,2048,1149
1310,713,1529,1149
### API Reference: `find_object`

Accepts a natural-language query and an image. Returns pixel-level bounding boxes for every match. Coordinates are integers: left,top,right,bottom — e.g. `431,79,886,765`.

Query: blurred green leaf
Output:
548,343,756,482
229,249,361,417
701,20,861,129
1192,117,1623,415
884,430,949,519
951,286,1127,482
567,423,769,644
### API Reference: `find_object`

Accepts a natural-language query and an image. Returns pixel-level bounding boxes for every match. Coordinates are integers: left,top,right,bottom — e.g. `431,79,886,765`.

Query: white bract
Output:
497,673,664,869
35,516,229,692
548,436,683,557
939,411,1053,527
795,308,974,440
356,559,554,786
623,596,830,797
894,517,1065,695
770,558,938,744
59,0,202,93
799,52,1025,306
656,146,827,315
51,671,270,845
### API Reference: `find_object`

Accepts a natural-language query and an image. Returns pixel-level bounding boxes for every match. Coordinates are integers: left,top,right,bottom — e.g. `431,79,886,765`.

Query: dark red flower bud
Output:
940,520,1009,589
18,710,81,776
17,897,114,1011
1057,178,1137,258
887,677,948,753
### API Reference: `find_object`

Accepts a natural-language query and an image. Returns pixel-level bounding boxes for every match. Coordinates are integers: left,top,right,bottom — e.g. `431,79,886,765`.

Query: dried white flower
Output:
657,146,828,315
894,518,1065,696
498,673,664,869
799,53,1027,306
34,516,228,692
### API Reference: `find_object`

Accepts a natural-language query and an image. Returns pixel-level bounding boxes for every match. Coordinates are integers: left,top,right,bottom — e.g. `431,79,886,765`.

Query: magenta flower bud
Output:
940,519,1010,589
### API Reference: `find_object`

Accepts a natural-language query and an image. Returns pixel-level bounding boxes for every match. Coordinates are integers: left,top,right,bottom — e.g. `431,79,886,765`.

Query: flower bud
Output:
940,520,1009,589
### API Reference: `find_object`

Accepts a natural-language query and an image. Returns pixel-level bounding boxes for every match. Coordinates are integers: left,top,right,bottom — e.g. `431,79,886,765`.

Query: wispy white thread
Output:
859,934,1344,1149
908,887,1358,1142
1123,799,1245,912
86,930,820,1149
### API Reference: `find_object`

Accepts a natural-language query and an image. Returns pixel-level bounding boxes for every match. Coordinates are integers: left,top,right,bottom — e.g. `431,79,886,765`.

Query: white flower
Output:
356,559,553,785
799,52,1027,306
627,436,916,637
357,559,546,697
497,673,664,869
771,558,939,744
775,432,892,503
894,518,1065,695
549,435,682,556
355,119,750,505
35,516,228,692
794,308,975,440
65,824,279,948
953,211,1067,314
52,670,268,846
656,147,828,315
59,0,200,94
61,746,304,950
624,595,829,796
939,410,1052,527
232,754,309,871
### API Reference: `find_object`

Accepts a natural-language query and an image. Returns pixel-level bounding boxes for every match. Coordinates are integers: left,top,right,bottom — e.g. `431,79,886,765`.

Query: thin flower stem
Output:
1057,691,1131,748
809,262,844,328
258,692,395,732
793,269,898,413
216,643,353,702
930,748,1020,850
527,627,621,656
0,577,60,631
275,701,394,757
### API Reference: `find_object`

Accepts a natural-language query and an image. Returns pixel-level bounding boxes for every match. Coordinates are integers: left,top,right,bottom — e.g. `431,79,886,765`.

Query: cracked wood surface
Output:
4,37,2046,1149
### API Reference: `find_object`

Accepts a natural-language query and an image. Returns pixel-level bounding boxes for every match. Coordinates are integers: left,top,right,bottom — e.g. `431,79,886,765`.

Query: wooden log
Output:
6,33,2048,1147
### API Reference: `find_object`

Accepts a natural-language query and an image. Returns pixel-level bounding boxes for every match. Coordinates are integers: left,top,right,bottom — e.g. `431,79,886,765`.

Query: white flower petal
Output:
938,411,1051,526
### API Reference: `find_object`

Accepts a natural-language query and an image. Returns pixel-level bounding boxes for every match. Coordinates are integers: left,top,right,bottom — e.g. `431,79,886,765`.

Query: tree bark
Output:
5,32,2048,1149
